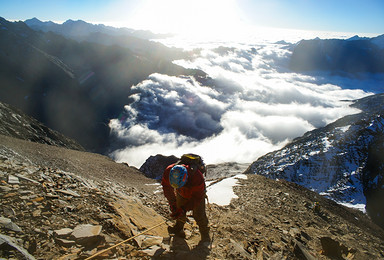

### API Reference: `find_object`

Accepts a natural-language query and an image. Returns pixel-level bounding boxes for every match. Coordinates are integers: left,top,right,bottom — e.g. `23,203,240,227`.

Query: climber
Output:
161,154,210,244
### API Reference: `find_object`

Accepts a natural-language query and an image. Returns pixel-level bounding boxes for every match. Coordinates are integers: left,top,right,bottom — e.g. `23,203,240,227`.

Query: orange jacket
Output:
161,163,206,211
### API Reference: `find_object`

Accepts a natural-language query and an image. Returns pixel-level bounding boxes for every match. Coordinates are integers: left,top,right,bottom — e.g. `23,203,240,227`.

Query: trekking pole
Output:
84,220,167,260
205,194,214,250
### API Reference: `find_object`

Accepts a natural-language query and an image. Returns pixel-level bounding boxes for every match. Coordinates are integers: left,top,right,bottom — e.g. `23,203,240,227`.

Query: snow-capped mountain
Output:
245,93,384,228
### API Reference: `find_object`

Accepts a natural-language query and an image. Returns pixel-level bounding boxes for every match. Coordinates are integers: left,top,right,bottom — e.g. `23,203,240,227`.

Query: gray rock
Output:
0,216,22,232
16,174,40,184
3,207,16,217
56,189,81,197
7,175,20,184
0,234,36,260
0,186,12,192
139,154,179,179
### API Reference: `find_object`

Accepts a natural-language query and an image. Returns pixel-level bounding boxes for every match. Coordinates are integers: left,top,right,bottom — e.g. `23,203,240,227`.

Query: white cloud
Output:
109,40,376,168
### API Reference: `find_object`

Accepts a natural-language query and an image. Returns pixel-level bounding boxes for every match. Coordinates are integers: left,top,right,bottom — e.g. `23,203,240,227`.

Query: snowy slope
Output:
245,94,384,223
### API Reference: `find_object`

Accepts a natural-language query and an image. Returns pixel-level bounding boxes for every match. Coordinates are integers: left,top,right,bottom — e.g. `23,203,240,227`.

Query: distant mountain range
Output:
245,93,384,228
24,17,172,40
289,34,384,74
0,17,205,152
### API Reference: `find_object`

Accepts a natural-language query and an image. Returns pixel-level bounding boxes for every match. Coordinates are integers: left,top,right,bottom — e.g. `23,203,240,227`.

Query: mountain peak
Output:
24,17,56,27
63,19,87,25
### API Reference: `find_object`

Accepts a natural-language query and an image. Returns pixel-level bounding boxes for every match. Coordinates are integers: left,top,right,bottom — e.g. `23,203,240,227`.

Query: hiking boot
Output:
199,230,211,245
168,223,186,238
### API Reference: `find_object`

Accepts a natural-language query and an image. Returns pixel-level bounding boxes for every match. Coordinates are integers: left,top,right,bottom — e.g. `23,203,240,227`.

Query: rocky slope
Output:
245,93,384,229
0,101,84,151
1,133,384,259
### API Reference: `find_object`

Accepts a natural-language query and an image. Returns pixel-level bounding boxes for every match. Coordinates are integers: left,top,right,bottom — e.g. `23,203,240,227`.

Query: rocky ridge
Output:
1,134,384,259
245,93,384,229
0,101,84,151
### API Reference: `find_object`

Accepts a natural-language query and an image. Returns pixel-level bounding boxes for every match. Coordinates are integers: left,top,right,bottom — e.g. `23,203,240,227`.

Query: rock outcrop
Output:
246,93,384,229
139,154,179,180
0,102,84,151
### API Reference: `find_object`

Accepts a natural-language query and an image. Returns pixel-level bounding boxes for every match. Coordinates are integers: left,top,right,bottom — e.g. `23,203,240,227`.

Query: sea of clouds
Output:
109,30,382,168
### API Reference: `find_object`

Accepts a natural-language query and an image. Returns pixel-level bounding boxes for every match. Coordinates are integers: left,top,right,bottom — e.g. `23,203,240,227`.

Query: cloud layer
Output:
109,41,374,167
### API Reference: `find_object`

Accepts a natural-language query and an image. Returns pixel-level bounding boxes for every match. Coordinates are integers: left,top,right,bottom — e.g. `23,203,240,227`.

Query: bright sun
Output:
126,0,244,39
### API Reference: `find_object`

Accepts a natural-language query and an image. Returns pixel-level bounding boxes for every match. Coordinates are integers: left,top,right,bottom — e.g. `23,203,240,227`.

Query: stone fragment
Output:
32,210,41,217
0,216,22,232
54,228,73,238
16,174,40,184
19,190,34,195
229,239,252,259
0,186,12,192
135,235,163,248
0,234,36,260
32,196,44,202
289,227,300,237
111,198,168,238
55,238,76,247
3,207,16,217
45,193,60,199
320,237,348,258
56,189,81,197
71,224,103,246
3,192,18,198
7,175,20,184
141,245,165,257
293,240,317,260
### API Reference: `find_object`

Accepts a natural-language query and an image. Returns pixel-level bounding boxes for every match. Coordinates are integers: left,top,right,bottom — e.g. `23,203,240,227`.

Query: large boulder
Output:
139,154,178,180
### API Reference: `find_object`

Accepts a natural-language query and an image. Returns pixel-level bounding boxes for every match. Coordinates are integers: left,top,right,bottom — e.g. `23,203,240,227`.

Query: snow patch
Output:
336,125,350,132
338,202,366,213
322,137,332,152
206,174,247,206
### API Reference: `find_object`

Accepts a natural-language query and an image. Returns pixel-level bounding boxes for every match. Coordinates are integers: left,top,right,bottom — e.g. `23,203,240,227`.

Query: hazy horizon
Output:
1,0,383,36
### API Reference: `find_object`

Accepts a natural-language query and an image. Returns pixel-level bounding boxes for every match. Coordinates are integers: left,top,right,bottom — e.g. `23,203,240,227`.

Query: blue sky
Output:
0,0,383,34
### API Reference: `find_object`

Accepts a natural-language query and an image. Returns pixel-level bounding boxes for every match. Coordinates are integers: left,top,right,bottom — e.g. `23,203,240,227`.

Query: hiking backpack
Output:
177,153,207,176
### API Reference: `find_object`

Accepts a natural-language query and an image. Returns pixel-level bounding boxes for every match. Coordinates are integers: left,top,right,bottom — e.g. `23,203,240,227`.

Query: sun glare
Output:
126,0,244,40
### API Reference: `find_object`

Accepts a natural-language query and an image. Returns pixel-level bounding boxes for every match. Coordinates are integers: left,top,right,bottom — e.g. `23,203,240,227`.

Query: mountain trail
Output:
1,134,384,259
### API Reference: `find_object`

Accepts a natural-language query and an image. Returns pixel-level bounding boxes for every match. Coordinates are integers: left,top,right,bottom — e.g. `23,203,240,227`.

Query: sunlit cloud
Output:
109,37,374,168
